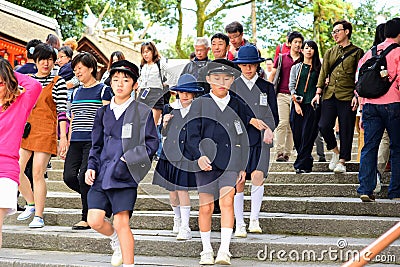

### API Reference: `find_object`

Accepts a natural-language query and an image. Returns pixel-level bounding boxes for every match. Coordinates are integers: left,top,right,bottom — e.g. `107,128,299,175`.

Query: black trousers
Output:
290,103,320,170
63,141,92,222
318,96,356,161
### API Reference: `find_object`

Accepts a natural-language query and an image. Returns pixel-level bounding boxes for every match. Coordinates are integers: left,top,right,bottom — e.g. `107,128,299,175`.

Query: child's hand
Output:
198,156,212,171
263,127,274,144
163,114,174,127
85,169,96,185
237,171,246,184
250,118,268,131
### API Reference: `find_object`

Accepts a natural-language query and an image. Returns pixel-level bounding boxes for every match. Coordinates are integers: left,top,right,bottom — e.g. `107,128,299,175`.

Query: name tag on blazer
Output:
260,94,268,106
234,120,243,135
121,123,133,139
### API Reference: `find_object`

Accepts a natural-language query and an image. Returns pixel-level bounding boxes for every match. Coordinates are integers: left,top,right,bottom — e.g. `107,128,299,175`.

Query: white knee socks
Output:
234,192,245,226
250,185,264,220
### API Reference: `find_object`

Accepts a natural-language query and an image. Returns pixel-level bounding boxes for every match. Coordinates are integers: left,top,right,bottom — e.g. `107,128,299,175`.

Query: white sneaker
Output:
17,205,35,221
374,171,382,193
28,216,44,228
199,250,214,265
329,153,340,170
172,217,181,234
248,219,262,233
234,224,247,238
333,163,346,174
110,240,123,267
176,226,192,240
215,251,232,265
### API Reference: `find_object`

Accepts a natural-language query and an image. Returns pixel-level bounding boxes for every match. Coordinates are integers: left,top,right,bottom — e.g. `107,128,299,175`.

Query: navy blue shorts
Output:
87,187,137,218
195,169,237,198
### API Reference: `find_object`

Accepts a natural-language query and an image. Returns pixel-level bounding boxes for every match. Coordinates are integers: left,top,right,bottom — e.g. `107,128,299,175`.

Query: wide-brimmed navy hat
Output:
170,74,204,93
233,44,265,64
110,60,139,81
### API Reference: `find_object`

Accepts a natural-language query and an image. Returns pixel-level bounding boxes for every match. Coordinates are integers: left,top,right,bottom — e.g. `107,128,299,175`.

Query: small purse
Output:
22,122,31,138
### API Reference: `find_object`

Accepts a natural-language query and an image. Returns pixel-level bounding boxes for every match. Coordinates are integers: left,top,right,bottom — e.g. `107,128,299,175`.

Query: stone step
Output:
6,209,400,237
49,151,360,172
270,146,359,154
45,180,389,199
15,194,400,217
2,226,399,264
139,182,389,198
0,248,344,267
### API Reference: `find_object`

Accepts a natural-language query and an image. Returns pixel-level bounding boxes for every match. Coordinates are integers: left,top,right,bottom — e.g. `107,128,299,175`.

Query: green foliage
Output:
161,36,195,59
8,0,142,39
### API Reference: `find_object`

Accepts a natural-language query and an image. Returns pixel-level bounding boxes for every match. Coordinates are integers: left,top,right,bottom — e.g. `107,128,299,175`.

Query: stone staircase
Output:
3,140,400,266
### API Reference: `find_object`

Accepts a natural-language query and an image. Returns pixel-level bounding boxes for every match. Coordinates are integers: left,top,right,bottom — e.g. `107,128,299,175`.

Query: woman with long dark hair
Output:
289,40,322,173
0,59,41,246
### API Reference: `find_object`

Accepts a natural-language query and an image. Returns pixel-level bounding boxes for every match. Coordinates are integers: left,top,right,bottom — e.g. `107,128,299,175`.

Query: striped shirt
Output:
33,74,68,115
70,83,112,141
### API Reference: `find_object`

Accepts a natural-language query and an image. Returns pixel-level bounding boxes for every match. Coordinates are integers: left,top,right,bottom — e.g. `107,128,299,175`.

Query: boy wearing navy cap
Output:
188,64,249,265
85,60,158,267
232,45,279,237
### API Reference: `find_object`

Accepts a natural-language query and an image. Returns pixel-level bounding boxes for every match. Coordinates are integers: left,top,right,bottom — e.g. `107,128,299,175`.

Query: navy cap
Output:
207,65,236,76
233,45,265,64
110,60,139,81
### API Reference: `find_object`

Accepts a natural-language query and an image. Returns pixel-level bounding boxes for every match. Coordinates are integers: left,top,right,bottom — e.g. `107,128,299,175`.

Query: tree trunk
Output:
196,3,206,37
175,0,186,58
251,0,256,44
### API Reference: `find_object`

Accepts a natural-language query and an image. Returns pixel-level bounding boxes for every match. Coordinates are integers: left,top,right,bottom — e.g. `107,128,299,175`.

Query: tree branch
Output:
205,0,253,21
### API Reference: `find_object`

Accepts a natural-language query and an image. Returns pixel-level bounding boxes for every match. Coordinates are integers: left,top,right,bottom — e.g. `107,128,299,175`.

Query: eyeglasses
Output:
228,33,242,40
331,29,345,35
141,42,151,46
57,55,68,60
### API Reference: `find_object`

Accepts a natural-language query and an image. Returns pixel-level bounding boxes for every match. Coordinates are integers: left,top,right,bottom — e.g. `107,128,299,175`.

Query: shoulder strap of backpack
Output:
100,84,107,98
328,47,360,77
380,43,400,57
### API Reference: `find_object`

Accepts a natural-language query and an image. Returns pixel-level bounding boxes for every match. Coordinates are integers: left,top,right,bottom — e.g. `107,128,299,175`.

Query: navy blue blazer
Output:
87,101,158,189
187,94,249,172
231,77,279,147
160,104,197,163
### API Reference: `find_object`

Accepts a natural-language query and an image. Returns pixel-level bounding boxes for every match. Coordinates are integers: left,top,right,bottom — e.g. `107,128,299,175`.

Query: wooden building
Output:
0,1,61,68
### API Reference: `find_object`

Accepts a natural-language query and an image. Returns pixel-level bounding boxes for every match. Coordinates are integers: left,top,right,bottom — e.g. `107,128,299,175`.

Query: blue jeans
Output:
357,103,400,198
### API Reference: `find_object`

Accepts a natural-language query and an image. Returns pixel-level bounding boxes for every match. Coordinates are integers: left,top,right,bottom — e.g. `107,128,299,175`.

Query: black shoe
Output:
213,200,221,214
17,205,25,211
318,157,327,162
72,221,91,230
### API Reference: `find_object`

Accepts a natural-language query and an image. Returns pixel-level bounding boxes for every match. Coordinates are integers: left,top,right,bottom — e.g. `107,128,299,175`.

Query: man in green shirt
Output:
311,20,363,174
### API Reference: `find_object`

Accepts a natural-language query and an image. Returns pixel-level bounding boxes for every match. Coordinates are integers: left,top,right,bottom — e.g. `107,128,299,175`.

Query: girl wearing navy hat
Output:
152,74,203,241
232,45,279,238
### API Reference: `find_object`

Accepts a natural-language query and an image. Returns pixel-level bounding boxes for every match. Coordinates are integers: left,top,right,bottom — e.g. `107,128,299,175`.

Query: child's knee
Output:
199,203,213,216
87,214,104,230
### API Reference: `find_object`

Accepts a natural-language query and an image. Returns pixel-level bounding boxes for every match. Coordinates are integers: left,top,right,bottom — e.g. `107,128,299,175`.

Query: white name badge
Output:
121,123,132,139
260,94,268,106
234,120,243,135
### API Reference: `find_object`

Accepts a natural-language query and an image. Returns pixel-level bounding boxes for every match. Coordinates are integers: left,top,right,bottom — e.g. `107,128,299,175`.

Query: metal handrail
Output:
342,221,400,266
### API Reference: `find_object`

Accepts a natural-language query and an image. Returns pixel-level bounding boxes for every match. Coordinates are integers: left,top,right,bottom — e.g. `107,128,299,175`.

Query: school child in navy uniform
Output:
231,45,279,237
153,74,203,240
188,65,249,265
85,60,158,267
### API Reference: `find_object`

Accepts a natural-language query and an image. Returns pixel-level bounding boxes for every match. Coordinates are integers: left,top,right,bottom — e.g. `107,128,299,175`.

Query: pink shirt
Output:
357,39,400,105
0,72,42,184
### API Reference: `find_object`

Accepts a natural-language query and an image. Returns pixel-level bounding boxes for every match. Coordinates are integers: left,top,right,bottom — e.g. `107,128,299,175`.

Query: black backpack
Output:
356,43,399,98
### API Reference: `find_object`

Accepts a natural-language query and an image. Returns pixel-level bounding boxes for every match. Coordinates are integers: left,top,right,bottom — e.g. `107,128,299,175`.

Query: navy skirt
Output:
153,159,197,191
245,145,271,180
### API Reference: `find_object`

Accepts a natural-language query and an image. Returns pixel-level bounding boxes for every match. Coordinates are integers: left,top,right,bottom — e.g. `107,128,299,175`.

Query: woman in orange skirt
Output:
17,43,68,228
